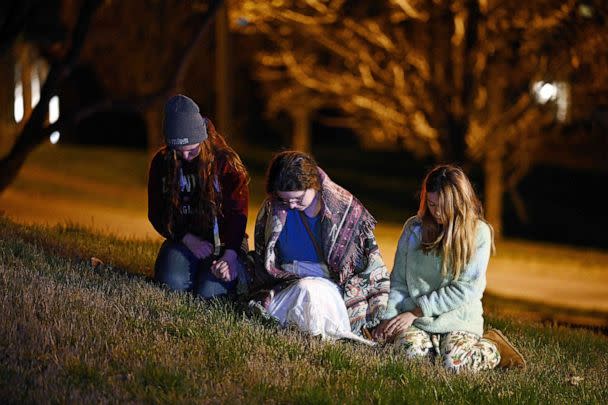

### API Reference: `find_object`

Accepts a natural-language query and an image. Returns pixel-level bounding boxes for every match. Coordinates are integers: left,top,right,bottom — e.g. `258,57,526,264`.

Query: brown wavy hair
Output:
164,118,249,237
265,150,321,195
418,164,494,280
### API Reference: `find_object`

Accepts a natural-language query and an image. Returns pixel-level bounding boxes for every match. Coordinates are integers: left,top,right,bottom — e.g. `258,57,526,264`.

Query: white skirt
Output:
267,261,373,345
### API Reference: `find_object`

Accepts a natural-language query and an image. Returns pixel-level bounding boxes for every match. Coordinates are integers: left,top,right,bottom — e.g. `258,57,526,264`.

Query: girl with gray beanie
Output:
148,94,249,299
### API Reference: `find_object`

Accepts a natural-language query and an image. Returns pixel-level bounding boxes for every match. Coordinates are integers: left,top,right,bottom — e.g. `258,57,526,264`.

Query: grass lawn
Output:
1,217,607,404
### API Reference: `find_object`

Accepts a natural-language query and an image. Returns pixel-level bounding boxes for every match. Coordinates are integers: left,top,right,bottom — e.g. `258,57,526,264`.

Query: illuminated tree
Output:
230,0,608,237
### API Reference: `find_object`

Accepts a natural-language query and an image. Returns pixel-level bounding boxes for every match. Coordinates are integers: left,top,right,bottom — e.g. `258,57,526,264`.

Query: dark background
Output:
57,78,608,250
4,0,607,250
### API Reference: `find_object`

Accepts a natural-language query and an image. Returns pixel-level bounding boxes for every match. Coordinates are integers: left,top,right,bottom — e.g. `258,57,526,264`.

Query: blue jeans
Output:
154,240,237,299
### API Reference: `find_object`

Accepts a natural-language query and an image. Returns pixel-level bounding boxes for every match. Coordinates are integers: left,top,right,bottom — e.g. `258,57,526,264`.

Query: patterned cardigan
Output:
249,168,390,334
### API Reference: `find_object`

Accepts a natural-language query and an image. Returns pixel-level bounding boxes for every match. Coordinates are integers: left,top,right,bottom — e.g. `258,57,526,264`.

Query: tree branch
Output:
41,0,227,142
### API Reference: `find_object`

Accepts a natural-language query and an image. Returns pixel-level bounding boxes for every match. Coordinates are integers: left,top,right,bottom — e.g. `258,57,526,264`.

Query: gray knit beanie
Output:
163,94,208,147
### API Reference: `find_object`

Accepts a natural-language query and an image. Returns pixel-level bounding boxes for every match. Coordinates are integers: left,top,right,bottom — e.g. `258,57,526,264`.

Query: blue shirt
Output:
277,209,322,264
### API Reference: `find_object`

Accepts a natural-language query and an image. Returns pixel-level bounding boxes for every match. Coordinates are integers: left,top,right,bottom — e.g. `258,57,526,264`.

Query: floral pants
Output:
394,326,500,373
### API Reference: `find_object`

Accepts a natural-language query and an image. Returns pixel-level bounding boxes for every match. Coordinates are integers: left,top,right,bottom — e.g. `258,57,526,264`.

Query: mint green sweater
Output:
383,216,492,336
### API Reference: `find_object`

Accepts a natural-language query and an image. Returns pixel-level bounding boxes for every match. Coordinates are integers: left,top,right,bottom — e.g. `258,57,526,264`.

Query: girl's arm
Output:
383,219,417,319
249,199,277,291
343,230,390,333
415,223,492,317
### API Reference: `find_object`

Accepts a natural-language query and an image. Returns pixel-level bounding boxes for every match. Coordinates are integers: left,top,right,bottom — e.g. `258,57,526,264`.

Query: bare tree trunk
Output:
508,185,529,225
447,118,468,165
291,106,311,153
0,52,17,156
483,62,508,239
215,2,233,140
23,48,32,121
145,99,164,155
484,144,504,238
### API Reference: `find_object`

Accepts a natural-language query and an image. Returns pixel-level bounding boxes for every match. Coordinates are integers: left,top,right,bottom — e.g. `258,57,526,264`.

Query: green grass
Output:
1,217,607,404
8,144,149,213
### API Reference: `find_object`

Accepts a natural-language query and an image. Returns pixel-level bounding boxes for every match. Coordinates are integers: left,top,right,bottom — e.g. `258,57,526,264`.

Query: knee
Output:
295,278,318,291
394,333,431,359
295,278,340,296
154,241,196,291
440,332,476,373
194,269,236,299
156,269,191,291
404,345,430,359
195,279,235,299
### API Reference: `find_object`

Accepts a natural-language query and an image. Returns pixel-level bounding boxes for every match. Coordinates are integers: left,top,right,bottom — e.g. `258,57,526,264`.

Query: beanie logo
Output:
168,137,190,146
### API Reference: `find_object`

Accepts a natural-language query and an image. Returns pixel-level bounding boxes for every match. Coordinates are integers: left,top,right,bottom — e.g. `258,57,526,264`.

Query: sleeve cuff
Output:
381,297,416,320
416,295,432,317
382,306,399,320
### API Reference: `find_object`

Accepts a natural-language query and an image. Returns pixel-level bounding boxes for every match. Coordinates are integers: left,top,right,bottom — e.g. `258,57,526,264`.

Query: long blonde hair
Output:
418,164,494,280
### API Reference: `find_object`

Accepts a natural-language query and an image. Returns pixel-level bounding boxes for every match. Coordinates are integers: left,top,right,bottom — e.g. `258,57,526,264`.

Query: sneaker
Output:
483,328,526,369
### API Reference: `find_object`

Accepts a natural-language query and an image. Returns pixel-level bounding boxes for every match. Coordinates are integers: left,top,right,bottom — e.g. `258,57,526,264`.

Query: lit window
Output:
49,95,60,124
14,63,24,123
531,80,569,122
532,81,557,104
48,95,61,143
50,131,60,144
